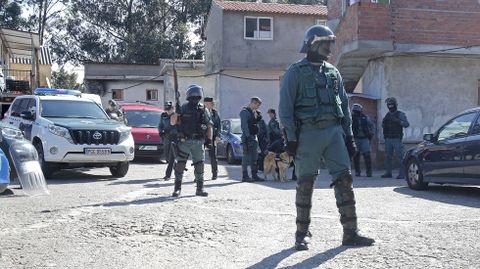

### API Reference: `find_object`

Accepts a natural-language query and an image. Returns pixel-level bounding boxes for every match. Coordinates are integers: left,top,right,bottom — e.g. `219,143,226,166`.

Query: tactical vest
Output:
179,103,206,138
293,60,344,123
352,113,370,139
383,111,403,139
245,107,259,135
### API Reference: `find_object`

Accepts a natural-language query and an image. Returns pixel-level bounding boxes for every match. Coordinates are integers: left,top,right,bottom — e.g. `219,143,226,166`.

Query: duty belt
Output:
303,119,338,129
180,134,204,140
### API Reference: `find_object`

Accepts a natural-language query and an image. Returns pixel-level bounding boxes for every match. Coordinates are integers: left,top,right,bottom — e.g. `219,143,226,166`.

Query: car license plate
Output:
85,148,111,155
139,145,158,151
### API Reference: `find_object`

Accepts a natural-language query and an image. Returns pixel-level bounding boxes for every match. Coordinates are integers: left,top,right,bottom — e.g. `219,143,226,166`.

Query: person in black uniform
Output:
204,96,221,180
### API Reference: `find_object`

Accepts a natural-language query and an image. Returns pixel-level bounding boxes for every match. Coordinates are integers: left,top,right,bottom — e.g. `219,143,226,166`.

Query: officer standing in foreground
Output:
381,97,409,179
204,97,221,180
239,97,263,182
279,25,374,250
170,85,212,197
351,103,375,177
159,101,177,179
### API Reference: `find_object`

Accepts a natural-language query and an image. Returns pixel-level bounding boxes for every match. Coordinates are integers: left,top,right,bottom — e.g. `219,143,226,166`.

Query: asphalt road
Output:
1,159,479,269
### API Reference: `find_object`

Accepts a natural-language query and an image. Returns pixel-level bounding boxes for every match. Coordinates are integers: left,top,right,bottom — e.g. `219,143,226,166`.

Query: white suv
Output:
2,91,135,178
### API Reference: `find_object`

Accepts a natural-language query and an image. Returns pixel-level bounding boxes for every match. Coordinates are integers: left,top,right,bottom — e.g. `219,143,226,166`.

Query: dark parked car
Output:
217,119,243,164
403,107,480,190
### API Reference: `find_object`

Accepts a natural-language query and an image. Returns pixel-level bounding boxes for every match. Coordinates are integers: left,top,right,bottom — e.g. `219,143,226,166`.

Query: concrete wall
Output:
220,12,321,70
162,68,216,107
100,80,164,108
360,55,480,143
84,63,161,77
218,69,282,119
205,3,224,74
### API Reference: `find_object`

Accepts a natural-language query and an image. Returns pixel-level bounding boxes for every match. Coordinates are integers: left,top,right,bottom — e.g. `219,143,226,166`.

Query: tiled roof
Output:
214,0,327,16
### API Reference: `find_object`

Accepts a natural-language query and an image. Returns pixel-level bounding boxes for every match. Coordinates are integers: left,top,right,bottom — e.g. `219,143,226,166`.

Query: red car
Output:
121,102,163,161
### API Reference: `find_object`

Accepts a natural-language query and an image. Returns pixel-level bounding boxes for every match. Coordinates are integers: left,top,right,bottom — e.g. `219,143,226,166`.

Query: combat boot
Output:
294,231,312,251
195,180,208,197
242,171,251,182
172,180,182,197
252,167,264,182
364,153,372,177
211,170,217,180
342,229,375,246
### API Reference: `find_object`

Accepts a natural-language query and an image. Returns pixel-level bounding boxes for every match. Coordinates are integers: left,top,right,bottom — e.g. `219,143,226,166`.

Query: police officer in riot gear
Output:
204,96,221,180
159,101,177,179
351,103,375,177
279,25,374,250
170,84,213,197
381,97,409,179
106,99,125,123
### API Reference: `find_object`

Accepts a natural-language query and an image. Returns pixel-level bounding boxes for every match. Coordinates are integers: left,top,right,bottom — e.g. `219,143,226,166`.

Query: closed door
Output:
423,112,477,180
463,113,480,182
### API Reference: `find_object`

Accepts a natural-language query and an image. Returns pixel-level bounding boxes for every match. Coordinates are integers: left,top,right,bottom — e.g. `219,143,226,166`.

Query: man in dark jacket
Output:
204,97,221,180
381,97,409,179
159,101,177,179
239,96,263,182
351,103,375,177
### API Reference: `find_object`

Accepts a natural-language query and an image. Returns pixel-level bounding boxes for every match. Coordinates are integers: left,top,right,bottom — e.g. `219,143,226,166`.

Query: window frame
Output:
112,89,124,101
436,112,477,141
146,89,158,101
244,16,273,41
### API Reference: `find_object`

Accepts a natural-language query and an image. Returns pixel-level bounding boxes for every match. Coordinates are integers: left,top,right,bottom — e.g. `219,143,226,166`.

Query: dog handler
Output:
279,25,374,250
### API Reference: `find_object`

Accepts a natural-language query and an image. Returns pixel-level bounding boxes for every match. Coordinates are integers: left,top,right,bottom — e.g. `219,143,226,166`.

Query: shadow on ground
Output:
246,246,347,269
394,185,480,208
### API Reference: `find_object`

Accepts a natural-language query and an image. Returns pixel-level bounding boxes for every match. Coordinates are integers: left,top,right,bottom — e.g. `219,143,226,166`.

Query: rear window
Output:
40,100,108,119
124,110,162,128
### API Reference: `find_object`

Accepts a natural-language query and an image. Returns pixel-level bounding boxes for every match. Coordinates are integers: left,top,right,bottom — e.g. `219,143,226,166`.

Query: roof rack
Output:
34,88,81,96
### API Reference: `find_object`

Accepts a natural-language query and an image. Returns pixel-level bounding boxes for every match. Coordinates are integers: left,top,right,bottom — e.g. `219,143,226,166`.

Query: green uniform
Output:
279,58,358,237
267,117,282,142
159,112,177,178
207,108,221,178
174,103,212,186
240,106,259,177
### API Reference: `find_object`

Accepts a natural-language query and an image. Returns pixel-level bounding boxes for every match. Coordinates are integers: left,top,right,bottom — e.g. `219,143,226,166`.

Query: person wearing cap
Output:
159,101,177,177
239,96,264,182
204,96,221,180
381,97,409,179
351,103,375,177
279,24,374,250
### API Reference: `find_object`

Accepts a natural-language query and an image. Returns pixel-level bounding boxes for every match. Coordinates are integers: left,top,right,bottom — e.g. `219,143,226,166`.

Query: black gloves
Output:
345,135,357,158
285,141,298,157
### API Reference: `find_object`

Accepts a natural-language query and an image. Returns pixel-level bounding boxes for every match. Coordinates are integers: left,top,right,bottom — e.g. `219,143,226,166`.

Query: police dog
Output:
263,152,294,182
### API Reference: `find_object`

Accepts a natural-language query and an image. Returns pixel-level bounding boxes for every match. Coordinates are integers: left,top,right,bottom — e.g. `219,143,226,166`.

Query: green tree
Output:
0,0,29,29
51,67,78,89
26,0,65,45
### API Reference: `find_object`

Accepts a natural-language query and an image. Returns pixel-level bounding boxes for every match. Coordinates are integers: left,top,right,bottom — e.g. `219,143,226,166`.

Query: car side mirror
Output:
423,133,435,142
20,111,34,121
109,112,119,120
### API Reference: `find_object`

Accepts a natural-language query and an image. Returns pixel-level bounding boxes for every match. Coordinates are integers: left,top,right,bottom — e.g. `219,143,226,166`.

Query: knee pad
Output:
175,161,187,173
192,161,204,174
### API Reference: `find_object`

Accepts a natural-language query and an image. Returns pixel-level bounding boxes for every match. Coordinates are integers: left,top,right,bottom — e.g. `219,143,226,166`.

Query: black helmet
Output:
164,101,173,109
186,84,203,101
385,97,397,105
352,103,363,112
108,99,118,108
300,25,336,53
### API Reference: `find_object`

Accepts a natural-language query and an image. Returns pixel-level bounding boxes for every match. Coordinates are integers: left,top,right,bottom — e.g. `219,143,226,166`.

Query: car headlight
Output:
1,127,24,141
48,124,73,143
118,127,131,143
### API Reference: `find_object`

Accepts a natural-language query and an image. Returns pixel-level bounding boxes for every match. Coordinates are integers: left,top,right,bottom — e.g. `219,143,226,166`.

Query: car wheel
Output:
110,162,129,178
33,142,54,178
226,145,235,164
406,158,428,190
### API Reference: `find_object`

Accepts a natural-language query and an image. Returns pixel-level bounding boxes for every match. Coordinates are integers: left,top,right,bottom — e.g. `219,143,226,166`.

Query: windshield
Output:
124,110,162,128
41,100,108,119
231,119,242,134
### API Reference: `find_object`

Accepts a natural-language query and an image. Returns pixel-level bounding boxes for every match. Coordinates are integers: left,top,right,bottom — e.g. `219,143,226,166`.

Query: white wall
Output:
100,80,164,108
218,70,282,119
361,55,480,142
